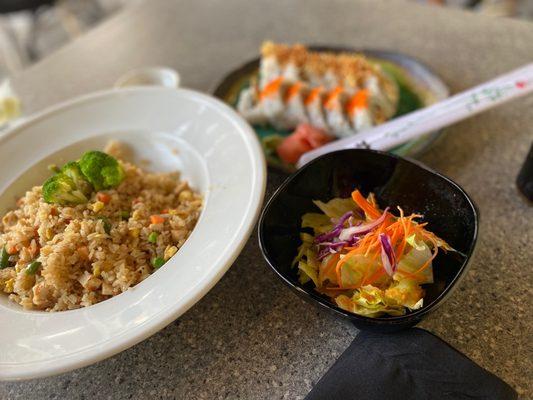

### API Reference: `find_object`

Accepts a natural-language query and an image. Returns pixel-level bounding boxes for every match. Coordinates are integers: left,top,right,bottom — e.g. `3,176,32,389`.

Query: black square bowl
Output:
258,149,479,332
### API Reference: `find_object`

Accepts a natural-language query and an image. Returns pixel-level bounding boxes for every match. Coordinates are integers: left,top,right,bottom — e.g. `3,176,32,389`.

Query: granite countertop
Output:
1,0,532,398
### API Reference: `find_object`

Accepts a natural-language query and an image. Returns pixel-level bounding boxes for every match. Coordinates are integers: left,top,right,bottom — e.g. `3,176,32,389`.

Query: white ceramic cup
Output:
114,67,180,89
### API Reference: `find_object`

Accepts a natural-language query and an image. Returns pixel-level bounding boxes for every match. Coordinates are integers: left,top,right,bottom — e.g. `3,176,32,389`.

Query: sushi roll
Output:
346,89,374,131
237,83,268,125
235,42,400,138
260,41,307,87
304,86,329,131
323,87,353,137
365,75,397,123
259,77,291,129
282,81,309,127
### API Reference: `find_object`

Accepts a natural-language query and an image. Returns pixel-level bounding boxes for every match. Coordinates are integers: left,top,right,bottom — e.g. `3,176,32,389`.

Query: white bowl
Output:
0,87,266,380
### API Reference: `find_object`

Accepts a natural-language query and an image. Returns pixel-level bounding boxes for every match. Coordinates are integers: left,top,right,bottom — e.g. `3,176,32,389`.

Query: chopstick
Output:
296,63,533,168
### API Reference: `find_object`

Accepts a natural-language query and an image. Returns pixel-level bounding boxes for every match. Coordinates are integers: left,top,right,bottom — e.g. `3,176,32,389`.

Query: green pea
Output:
0,246,9,269
151,257,165,269
25,261,41,275
119,210,130,220
148,232,158,243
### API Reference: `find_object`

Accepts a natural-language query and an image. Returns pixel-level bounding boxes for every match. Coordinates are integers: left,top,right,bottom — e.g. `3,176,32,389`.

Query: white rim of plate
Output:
0,87,266,381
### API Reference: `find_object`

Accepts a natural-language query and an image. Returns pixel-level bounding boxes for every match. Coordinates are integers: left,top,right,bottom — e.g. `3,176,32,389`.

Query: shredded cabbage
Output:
385,279,425,309
335,286,406,317
339,254,382,288
301,213,333,234
312,197,358,220
394,238,434,284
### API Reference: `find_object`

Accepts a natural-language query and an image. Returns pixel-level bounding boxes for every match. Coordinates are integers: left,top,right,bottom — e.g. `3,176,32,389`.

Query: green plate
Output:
212,47,449,172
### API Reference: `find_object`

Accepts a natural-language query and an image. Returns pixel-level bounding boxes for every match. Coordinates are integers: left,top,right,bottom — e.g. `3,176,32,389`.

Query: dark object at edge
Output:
305,328,517,400
516,143,533,201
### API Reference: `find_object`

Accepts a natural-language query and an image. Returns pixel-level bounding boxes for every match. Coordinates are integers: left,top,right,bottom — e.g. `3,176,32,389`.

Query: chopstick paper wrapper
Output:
297,63,533,168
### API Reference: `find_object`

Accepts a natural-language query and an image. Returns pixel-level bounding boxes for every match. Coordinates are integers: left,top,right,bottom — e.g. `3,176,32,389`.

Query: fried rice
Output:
0,147,202,311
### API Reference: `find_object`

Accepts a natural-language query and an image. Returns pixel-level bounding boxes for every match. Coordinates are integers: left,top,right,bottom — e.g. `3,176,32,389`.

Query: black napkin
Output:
305,328,517,400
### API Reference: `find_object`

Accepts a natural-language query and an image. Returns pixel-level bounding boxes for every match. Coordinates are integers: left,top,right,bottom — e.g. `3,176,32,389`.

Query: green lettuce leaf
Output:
335,285,406,317
313,197,357,220
394,238,434,284
385,279,424,309
301,213,333,234
298,260,319,286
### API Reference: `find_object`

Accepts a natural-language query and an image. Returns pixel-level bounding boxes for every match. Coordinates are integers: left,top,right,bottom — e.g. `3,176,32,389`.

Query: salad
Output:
293,189,453,317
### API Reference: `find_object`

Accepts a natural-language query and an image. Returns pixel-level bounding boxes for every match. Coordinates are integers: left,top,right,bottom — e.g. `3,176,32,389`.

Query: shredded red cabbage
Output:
314,211,353,243
338,208,389,241
379,233,397,276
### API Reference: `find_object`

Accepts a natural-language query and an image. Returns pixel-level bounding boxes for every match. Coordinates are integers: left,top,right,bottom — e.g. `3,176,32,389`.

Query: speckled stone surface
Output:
1,0,532,398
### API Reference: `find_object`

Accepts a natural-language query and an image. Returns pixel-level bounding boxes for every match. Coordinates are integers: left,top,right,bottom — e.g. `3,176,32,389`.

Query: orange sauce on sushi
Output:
304,86,324,106
259,77,283,101
284,82,303,102
323,87,344,110
346,89,369,115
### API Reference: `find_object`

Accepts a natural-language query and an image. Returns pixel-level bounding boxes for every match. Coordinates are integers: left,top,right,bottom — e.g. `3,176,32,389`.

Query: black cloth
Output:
305,328,517,400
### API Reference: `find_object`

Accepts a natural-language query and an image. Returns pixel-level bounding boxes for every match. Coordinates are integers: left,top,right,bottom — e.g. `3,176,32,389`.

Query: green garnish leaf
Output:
25,260,41,275
0,246,9,269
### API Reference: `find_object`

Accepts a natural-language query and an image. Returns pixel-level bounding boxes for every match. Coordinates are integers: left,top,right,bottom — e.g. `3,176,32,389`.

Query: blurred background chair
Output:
0,0,56,69
0,0,121,80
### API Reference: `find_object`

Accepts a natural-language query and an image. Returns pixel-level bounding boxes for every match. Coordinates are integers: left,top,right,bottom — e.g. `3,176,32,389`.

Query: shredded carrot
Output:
8,245,17,255
323,87,343,110
96,192,111,205
150,215,165,225
284,82,303,103
320,253,340,284
259,77,283,101
346,89,369,115
352,190,381,220
304,86,323,105
395,216,410,258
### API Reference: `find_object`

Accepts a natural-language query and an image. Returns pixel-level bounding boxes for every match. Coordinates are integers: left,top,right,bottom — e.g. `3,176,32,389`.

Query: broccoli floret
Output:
42,173,89,205
78,151,125,191
61,161,93,198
